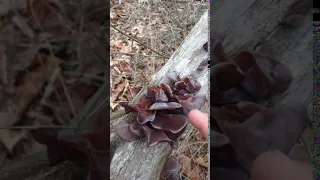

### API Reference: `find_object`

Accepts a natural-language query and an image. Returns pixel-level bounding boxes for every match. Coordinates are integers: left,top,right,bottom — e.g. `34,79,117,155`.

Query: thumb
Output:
188,109,208,139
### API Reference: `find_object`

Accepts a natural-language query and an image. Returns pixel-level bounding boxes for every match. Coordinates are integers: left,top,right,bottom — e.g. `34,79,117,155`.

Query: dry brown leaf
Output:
154,59,165,70
120,46,132,54
188,166,203,180
127,86,141,100
110,78,128,110
118,61,132,72
195,130,203,141
112,40,124,50
0,112,27,153
179,154,192,175
28,0,69,37
180,154,203,179
14,53,62,113
69,83,96,102
110,68,123,90
52,88,85,123
193,156,209,168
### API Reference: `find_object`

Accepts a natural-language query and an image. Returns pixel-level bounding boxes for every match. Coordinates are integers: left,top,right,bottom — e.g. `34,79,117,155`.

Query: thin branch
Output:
63,71,105,82
59,75,77,117
112,100,132,103
110,24,169,58
111,51,167,58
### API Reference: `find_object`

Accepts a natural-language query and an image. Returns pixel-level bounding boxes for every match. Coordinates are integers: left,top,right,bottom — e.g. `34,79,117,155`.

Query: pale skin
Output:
188,109,313,180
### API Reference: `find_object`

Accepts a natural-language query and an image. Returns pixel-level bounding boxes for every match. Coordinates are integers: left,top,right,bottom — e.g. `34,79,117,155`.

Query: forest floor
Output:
0,0,108,175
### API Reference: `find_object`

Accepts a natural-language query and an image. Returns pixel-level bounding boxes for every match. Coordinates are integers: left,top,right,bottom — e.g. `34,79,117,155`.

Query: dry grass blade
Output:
12,15,36,40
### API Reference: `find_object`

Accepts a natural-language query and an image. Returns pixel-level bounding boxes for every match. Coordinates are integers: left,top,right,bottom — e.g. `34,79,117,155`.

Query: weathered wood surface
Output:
110,12,209,180
211,0,312,162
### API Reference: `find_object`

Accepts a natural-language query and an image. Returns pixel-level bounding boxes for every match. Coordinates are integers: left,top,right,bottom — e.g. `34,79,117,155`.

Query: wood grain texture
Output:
110,12,209,180
211,0,305,56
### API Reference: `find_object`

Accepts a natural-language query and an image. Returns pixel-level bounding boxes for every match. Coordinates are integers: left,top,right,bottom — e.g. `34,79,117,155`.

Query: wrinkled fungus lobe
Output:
115,74,206,147
208,41,309,180
161,157,182,180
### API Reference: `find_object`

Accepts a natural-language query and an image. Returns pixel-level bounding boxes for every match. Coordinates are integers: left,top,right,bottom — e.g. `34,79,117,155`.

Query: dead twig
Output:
59,82,109,136
63,71,105,82
110,24,169,58
58,75,77,117
111,51,166,58
41,67,60,105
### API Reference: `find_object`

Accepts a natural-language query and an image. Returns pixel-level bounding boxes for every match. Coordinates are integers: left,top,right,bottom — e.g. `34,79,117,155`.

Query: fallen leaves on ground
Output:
110,59,144,110
0,53,61,164
170,126,208,180
179,154,206,180
0,0,108,171
193,155,209,168
31,105,109,180
27,0,70,37
110,0,207,115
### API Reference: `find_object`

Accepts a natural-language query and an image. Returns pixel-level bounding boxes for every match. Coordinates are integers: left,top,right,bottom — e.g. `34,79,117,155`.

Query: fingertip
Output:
188,109,209,138
188,109,200,117
188,109,207,119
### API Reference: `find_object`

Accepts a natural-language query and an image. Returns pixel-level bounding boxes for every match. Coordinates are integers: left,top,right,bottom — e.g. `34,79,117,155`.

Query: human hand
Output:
251,150,312,180
188,109,208,139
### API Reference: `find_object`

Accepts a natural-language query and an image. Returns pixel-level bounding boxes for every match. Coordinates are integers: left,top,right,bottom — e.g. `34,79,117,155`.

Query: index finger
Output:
188,109,209,139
